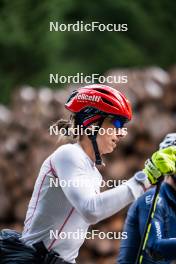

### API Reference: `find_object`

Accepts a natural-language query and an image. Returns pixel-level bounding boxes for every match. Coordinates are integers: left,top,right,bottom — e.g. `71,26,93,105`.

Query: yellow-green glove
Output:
143,146,176,185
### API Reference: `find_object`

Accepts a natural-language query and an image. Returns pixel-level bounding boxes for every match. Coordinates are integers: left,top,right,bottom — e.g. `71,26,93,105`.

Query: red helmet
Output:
65,84,132,126
65,84,132,165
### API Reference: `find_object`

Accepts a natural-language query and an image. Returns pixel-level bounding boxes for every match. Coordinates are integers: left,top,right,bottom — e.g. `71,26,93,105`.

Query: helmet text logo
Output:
76,94,101,102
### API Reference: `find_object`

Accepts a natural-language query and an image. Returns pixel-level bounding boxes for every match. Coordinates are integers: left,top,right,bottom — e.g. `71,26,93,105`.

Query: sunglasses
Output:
112,118,125,128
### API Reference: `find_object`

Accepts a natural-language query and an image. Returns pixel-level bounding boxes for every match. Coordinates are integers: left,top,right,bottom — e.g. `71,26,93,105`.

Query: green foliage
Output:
0,0,176,103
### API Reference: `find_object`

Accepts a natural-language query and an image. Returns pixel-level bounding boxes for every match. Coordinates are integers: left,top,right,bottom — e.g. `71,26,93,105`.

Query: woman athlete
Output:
0,84,175,264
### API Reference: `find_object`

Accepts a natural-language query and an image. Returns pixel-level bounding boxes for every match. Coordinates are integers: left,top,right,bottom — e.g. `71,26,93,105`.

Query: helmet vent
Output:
94,88,118,99
65,90,78,104
94,88,111,95
102,98,113,106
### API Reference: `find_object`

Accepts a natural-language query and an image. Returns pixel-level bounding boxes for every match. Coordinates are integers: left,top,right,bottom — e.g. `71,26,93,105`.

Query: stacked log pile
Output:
0,66,175,264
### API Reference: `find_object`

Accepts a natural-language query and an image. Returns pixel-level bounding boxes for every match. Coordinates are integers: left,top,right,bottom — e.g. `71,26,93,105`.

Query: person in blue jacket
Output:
117,133,176,264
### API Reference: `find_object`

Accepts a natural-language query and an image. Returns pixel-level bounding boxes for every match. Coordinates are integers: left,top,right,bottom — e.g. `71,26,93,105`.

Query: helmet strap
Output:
88,118,105,165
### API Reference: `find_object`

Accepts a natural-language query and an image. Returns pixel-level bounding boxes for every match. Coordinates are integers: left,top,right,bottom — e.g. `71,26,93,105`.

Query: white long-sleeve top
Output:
21,143,145,263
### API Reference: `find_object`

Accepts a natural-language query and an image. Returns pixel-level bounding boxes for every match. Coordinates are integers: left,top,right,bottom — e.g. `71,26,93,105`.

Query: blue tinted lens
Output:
112,119,123,128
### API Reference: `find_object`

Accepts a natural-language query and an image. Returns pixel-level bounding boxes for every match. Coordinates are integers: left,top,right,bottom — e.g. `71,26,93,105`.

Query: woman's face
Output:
96,117,127,155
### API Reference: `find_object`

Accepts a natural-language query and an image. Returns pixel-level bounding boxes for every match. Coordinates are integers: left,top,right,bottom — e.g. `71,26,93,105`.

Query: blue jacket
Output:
117,182,176,264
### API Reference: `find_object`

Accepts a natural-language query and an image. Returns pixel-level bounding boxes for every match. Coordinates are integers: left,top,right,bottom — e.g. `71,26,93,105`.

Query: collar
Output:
75,143,96,168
